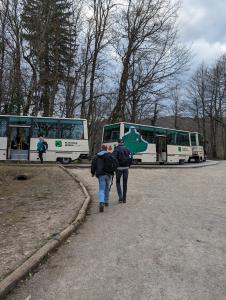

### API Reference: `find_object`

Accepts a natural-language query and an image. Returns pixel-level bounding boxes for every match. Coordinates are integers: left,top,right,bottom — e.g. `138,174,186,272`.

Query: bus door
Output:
8,126,31,160
156,135,167,163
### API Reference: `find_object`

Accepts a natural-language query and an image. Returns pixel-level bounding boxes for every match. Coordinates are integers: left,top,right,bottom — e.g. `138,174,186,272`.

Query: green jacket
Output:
37,141,46,153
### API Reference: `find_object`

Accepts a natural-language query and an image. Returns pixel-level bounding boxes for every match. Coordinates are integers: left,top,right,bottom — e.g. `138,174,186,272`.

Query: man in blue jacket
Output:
113,139,132,203
91,145,117,212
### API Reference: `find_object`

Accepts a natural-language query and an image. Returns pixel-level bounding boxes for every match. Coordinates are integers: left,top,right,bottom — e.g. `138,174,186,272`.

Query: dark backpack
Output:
118,148,131,167
102,153,119,174
42,141,48,153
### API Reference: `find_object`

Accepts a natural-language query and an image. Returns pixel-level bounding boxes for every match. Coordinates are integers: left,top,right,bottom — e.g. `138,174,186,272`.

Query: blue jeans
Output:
98,175,111,204
116,169,129,201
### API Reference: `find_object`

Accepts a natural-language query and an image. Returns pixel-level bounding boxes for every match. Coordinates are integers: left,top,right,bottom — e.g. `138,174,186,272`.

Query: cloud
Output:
177,0,226,65
191,39,226,65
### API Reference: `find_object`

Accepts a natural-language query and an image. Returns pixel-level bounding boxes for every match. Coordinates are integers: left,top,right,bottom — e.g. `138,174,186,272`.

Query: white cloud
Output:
177,0,226,66
191,39,226,66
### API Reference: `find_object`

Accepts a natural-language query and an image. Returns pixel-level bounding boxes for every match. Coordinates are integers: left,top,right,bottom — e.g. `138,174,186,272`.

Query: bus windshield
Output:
190,133,197,146
103,125,120,143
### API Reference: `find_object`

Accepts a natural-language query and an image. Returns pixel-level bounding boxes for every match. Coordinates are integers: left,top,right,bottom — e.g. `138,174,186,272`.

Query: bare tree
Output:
110,0,189,122
86,0,115,133
0,0,10,111
169,83,185,129
187,55,226,159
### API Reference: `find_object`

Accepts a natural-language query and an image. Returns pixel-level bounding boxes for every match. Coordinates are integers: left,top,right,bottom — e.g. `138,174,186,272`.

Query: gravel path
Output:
6,163,226,300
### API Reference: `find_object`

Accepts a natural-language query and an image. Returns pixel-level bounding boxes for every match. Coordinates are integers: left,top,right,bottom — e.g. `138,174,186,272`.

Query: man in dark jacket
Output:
112,139,132,203
91,145,112,212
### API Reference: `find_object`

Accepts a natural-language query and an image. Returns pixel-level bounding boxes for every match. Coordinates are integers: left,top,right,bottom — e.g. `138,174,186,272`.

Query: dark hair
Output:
38,134,43,138
118,139,124,144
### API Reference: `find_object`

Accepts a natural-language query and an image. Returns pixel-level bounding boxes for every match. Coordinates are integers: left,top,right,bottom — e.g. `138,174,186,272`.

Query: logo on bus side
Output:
55,140,62,147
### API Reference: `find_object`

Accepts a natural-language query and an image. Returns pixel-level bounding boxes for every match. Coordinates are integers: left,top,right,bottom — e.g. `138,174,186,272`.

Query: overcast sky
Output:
177,0,226,69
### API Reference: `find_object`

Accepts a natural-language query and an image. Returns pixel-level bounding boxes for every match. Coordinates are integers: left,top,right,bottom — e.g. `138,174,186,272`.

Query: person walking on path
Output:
91,145,118,212
37,135,48,164
113,139,133,203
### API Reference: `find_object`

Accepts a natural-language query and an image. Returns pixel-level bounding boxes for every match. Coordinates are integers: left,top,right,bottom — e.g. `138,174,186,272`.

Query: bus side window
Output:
176,132,190,146
32,121,58,138
0,119,7,137
103,129,112,143
140,129,154,143
60,121,84,140
167,131,176,145
103,127,120,143
111,130,119,141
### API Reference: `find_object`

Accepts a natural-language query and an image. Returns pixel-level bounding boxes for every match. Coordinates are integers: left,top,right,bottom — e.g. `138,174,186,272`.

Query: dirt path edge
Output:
0,166,91,299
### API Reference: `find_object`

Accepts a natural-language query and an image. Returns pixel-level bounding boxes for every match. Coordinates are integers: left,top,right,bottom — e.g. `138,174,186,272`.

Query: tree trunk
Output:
111,53,131,122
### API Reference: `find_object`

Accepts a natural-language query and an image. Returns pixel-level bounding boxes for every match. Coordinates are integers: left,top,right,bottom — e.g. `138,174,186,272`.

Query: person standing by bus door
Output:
37,135,48,164
113,139,133,203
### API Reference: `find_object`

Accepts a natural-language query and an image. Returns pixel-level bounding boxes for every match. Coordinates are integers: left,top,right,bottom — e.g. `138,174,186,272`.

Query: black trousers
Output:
38,152,43,164
116,169,129,201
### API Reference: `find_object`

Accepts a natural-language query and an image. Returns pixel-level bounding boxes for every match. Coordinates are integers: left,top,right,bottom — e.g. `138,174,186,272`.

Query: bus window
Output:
32,119,58,138
0,119,7,137
176,132,190,146
198,134,204,146
166,130,176,145
190,133,197,146
103,127,120,143
140,130,155,143
60,120,84,140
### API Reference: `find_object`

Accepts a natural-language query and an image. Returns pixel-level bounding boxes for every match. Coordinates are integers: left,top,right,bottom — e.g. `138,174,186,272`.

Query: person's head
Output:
38,134,43,141
101,145,108,151
118,138,124,146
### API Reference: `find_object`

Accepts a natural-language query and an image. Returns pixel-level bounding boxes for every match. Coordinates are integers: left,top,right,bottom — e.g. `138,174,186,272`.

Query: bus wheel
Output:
179,159,185,165
195,157,200,163
60,157,71,164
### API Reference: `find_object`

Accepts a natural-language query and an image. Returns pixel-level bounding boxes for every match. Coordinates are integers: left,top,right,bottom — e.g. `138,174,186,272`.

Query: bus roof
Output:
103,122,195,134
0,114,87,121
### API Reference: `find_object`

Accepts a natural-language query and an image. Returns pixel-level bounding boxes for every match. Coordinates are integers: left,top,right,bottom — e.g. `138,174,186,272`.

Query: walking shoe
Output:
99,203,104,212
118,199,123,203
104,202,109,207
123,199,126,203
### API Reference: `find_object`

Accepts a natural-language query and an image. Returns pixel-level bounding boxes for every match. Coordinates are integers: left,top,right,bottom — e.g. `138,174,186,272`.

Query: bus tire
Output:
59,157,71,164
132,159,139,165
179,159,185,165
195,157,200,163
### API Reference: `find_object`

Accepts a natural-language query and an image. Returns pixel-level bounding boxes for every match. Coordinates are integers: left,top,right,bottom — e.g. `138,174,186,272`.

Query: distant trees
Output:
187,55,226,158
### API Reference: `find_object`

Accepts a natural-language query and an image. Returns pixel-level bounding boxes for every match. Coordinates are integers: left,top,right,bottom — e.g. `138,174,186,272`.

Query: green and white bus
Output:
0,115,89,163
102,122,204,164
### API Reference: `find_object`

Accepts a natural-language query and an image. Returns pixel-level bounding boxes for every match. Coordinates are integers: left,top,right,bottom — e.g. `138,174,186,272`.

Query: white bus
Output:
102,122,204,164
0,115,89,164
